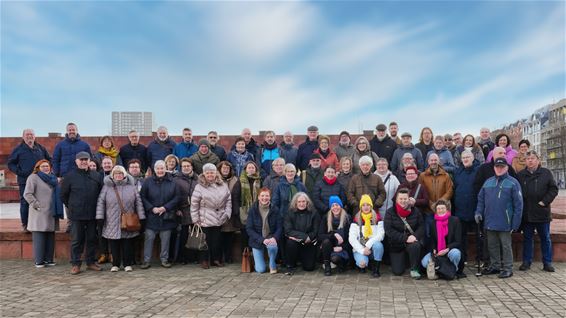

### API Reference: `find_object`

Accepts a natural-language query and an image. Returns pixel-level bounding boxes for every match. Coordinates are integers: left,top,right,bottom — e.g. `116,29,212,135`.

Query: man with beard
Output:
370,124,398,164
334,131,355,160
207,131,227,162
258,131,280,179
389,122,401,145
174,128,198,160
478,127,495,160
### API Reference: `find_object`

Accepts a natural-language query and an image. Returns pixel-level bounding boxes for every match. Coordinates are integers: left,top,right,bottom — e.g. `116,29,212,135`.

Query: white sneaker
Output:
124,266,133,272
110,266,119,272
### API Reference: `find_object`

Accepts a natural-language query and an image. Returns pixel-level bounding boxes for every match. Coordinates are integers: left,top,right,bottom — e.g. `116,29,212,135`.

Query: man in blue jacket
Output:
7,129,51,232
146,126,176,173
475,158,523,279
52,123,92,178
173,128,198,160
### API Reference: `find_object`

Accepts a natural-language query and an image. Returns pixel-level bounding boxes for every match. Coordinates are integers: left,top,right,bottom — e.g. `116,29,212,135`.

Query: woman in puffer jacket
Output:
191,163,232,269
349,195,385,277
96,165,145,272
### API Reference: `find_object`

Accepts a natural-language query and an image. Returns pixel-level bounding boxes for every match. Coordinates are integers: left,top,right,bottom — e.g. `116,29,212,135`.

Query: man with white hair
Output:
279,131,298,166
8,128,51,232
347,155,386,213
147,126,176,172
478,127,495,160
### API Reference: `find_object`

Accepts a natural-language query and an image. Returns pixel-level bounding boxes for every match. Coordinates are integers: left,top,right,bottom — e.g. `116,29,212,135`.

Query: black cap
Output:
376,124,387,131
307,125,318,132
75,151,90,160
494,158,507,166
339,131,350,138
310,153,322,160
401,132,412,138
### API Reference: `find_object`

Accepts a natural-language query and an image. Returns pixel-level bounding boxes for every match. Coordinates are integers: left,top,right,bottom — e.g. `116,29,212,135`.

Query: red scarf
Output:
395,203,411,218
435,212,451,251
323,176,337,185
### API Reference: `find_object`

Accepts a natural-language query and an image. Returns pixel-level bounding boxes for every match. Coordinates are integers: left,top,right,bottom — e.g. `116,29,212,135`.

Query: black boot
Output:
324,261,332,276
372,261,381,278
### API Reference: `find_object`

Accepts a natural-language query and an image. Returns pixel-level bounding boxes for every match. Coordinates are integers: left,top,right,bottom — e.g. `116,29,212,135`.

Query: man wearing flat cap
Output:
370,124,398,164
296,125,320,171
61,151,103,275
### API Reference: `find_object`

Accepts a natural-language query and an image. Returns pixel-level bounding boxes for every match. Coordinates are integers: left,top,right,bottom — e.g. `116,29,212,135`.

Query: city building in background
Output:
111,111,154,136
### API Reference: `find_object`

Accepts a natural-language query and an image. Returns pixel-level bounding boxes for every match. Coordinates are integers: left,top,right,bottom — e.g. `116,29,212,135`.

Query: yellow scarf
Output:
362,212,373,239
98,146,119,164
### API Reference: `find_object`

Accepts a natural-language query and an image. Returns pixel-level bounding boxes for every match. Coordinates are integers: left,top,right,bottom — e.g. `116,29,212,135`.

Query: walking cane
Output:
476,221,483,277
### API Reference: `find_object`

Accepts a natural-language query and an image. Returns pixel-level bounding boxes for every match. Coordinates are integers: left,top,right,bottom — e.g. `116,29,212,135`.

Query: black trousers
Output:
109,238,135,267
389,242,422,275
97,225,109,256
201,226,222,263
70,220,97,266
286,239,317,271
320,239,348,265
221,232,235,263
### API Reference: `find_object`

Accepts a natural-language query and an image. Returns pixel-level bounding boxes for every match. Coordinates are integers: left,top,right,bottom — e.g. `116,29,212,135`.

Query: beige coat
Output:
190,174,232,228
23,174,60,232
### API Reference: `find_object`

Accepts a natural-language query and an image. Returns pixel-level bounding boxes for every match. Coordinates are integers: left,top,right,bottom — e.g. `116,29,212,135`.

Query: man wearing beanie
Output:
348,194,385,277
190,139,220,175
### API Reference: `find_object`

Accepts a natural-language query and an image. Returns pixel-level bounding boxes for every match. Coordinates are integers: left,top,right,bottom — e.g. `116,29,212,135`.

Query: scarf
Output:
361,212,373,239
240,171,261,208
323,176,337,185
230,150,250,175
263,141,278,150
259,202,271,238
37,172,64,219
435,212,451,251
98,146,119,164
395,203,412,218
288,182,298,203
318,148,330,158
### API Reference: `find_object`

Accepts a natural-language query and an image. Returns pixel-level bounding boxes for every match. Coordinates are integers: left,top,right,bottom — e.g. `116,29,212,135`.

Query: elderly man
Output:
370,124,398,164
8,129,51,232
517,151,559,272
390,132,424,172
426,135,457,173
475,158,523,279
334,130,355,160
146,126,176,171
174,127,198,160
279,131,298,166
347,156,386,213
207,130,227,162
119,130,148,172
53,123,92,179
296,126,320,171
478,127,495,160
473,147,519,198
61,152,103,275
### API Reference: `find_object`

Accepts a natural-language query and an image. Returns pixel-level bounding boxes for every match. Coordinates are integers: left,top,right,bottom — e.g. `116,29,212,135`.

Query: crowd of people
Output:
7,122,559,279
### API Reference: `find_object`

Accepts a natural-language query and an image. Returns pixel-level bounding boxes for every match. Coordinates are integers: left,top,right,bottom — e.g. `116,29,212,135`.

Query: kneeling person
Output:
349,194,384,277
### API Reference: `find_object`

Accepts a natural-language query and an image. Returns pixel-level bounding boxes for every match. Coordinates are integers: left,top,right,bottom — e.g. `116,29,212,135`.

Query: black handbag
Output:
434,255,457,280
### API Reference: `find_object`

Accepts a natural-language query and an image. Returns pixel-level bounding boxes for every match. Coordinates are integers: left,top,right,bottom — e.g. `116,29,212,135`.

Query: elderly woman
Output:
164,154,180,176
227,137,256,177
512,139,530,173
246,188,282,274
351,136,379,175
319,196,351,276
486,133,518,165
218,161,241,264
312,166,347,216
384,188,424,279
263,158,286,194
314,135,340,171
174,158,199,264
272,164,307,220
374,158,400,219
239,161,262,250
94,135,122,166
394,153,415,183
96,166,145,272
453,134,485,167
191,163,232,269
24,160,63,267
421,200,463,279
284,192,320,275
349,195,385,277
140,160,179,269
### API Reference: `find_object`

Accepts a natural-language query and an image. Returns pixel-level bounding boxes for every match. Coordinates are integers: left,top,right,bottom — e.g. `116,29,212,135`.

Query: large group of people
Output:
7,122,559,279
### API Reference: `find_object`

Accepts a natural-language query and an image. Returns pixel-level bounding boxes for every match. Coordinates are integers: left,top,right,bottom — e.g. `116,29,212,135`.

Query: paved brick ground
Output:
0,261,564,317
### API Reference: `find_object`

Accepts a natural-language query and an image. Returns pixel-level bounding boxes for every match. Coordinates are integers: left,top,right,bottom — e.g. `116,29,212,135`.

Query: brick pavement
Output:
0,261,564,317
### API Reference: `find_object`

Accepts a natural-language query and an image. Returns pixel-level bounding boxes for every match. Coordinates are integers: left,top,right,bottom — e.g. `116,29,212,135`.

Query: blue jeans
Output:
144,229,171,263
353,242,384,268
522,222,552,265
421,249,461,270
252,245,278,273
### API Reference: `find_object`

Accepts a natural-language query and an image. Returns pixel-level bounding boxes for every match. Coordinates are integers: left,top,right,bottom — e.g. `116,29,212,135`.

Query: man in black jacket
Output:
119,130,148,172
517,151,559,272
370,124,398,164
61,152,103,275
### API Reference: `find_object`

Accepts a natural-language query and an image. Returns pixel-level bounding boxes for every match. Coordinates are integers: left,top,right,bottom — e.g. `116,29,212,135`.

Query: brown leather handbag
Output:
241,247,253,273
114,187,141,232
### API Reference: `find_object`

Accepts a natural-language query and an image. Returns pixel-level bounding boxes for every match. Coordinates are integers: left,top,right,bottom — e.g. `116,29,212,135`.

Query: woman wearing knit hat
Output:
284,192,320,275
384,188,424,279
318,196,351,276
190,163,232,269
348,194,385,277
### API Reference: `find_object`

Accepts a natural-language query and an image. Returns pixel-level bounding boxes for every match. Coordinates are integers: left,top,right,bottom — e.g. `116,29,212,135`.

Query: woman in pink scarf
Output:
420,200,464,279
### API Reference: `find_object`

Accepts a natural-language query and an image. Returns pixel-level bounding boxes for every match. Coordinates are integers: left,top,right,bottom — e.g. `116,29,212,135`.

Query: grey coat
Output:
96,175,146,239
23,174,60,232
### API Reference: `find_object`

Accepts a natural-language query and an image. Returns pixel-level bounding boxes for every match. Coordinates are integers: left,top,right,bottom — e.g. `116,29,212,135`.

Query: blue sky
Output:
1,1,564,138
